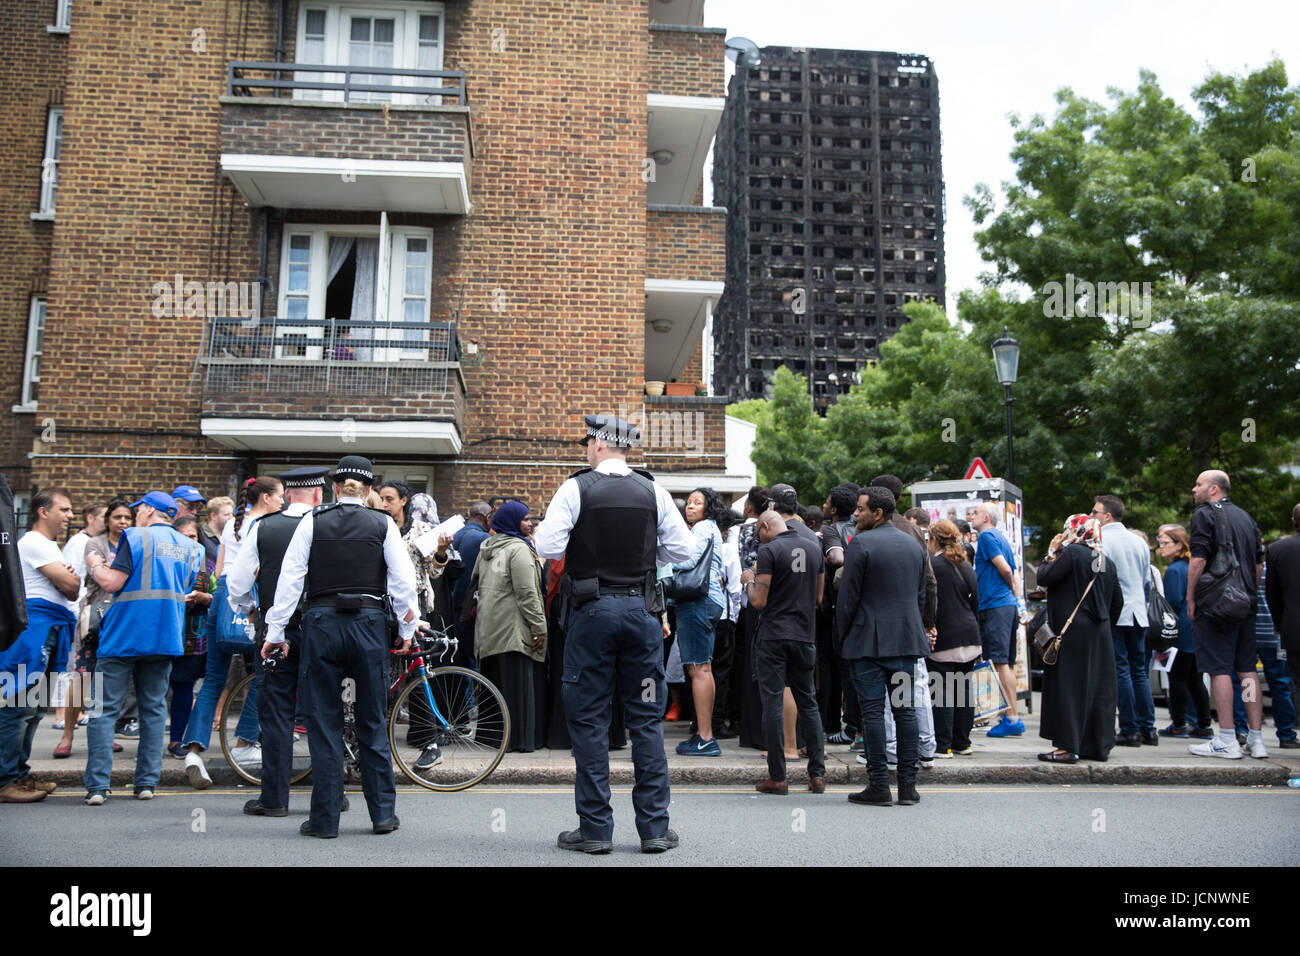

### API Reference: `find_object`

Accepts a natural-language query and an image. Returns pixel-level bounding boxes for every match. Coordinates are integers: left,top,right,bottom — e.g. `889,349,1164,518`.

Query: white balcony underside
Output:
201,417,462,455
645,278,725,383
647,94,724,206
221,154,469,213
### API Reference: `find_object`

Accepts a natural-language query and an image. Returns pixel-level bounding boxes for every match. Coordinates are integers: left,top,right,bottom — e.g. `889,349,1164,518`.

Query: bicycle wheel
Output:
218,672,312,786
389,666,509,792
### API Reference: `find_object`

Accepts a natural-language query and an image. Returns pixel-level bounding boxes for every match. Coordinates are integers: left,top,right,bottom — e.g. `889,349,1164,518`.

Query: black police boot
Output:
556,829,613,854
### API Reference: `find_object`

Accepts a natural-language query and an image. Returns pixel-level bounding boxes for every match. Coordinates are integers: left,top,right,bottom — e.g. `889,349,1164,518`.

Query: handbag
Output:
663,534,715,603
1033,573,1096,666
213,579,255,651
971,660,1010,719
1145,566,1180,651
1194,503,1255,624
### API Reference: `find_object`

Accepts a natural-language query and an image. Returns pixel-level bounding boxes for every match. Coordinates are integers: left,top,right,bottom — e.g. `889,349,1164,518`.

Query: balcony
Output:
220,63,472,213
199,316,465,456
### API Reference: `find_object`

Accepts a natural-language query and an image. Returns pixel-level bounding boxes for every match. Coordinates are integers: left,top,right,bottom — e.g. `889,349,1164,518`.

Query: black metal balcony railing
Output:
227,62,468,105
202,316,459,394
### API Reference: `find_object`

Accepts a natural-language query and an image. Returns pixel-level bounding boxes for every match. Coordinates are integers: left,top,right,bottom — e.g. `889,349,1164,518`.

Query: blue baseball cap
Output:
131,491,178,517
171,485,206,503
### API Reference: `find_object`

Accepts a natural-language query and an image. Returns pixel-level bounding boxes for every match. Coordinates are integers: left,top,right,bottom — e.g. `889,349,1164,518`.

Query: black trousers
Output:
563,594,667,841
815,607,842,733
301,607,394,832
929,658,975,753
711,617,736,727
256,625,304,810
755,640,825,782
1168,650,1211,729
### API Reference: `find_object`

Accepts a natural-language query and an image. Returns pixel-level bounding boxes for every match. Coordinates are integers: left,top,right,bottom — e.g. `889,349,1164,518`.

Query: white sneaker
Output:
1248,737,1269,759
1188,738,1243,759
84,791,107,806
135,788,154,800
184,751,212,789
229,743,262,766
933,749,954,758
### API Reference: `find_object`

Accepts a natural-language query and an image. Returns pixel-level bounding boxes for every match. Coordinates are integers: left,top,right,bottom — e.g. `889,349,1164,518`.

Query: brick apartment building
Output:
711,46,946,411
2,0,749,524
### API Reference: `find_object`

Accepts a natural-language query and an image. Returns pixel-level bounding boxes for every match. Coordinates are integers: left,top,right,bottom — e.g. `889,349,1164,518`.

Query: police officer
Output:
263,456,421,838
227,466,347,818
535,413,694,854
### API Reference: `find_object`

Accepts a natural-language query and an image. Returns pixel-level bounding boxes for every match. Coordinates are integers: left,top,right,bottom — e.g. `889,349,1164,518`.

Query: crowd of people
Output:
2,461,1297,810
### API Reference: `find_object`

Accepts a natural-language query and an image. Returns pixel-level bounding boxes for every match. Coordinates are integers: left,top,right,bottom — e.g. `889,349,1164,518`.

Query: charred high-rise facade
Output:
712,47,945,410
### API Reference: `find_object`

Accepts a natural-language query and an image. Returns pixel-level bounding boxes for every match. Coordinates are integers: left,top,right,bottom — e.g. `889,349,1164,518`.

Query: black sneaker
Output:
1139,729,1159,746
640,829,679,853
115,719,140,738
414,743,442,769
848,786,893,807
827,729,853,745
556,829,613,854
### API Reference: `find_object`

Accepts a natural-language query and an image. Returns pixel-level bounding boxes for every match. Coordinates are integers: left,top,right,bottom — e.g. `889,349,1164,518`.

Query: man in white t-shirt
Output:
0,489,79,803
53,502,106,739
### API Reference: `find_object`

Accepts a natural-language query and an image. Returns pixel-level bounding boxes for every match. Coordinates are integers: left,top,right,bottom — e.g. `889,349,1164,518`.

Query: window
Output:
276,220,435,361
19,297,45,411
38,107,62,216
51,0,72,30
295,4,444,104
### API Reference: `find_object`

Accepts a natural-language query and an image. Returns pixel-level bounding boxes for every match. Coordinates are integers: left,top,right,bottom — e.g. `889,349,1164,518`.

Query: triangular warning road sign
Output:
964,457,993,480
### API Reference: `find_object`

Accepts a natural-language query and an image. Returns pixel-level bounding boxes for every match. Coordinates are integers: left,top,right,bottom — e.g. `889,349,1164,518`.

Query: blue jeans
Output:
84,656,172,794
1113,623,1155,735
1233,643,1296,739
182,638,259,751
0,628,57,786
849,656,919,790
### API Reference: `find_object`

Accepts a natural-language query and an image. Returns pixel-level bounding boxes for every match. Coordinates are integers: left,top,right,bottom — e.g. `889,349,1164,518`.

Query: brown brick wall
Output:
640,396,726,471
647,208,725,280
221,101,472,173
648,26,725,98
17,0,728,519
0,1,68,493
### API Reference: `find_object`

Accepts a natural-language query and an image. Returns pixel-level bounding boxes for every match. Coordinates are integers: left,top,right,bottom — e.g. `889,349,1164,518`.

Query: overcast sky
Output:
700,0,1300,321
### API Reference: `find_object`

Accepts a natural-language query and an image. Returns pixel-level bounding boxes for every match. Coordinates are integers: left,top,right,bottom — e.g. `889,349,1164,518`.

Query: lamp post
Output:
991,326,1020,485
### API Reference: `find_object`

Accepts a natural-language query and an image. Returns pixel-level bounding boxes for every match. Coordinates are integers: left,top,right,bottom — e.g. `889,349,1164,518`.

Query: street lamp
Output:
991,326,1020,485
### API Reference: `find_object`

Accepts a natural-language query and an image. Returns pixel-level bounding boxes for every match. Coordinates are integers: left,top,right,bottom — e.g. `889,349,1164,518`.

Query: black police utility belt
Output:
561,466,664,622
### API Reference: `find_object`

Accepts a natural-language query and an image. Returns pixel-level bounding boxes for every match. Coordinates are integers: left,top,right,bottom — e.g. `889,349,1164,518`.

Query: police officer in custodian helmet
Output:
263,456,422,838
534,413,694,854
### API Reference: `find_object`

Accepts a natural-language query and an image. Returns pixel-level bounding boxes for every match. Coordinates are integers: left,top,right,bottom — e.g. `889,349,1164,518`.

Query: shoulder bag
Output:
1033,572,1097,666
1145,565,1180,651
663,534,715,603
1194,504,1255,624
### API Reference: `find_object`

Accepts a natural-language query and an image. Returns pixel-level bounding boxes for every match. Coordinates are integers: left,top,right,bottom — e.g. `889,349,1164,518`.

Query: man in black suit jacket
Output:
836,486,929,807
1265,503,1300,742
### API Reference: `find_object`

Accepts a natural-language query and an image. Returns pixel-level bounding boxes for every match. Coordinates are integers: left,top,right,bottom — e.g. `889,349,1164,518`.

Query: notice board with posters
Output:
907,477,1031,711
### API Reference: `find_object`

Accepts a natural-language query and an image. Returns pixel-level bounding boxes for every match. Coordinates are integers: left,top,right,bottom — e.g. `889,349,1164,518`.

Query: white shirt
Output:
220,513,254,572
61,530,92,608
721,528,743,623
19,530,77,612
534,457,694,566
263,498,420,644
227,502,313,615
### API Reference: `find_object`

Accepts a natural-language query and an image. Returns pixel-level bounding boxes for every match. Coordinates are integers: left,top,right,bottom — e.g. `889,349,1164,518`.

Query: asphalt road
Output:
3,785,1296,866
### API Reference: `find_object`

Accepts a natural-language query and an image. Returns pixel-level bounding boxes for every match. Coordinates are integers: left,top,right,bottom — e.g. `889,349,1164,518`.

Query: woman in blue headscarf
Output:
469,501,548,752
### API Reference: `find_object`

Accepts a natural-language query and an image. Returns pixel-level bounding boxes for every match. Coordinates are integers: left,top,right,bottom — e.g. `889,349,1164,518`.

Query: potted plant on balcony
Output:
645,380,665,396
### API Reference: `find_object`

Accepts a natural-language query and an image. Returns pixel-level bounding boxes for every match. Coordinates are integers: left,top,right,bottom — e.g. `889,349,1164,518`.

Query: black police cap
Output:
281,466,330,489
578,413,640,448
331,455,375,484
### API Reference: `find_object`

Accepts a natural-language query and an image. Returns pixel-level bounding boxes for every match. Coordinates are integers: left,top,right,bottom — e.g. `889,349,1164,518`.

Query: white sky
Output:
701,0,1300,320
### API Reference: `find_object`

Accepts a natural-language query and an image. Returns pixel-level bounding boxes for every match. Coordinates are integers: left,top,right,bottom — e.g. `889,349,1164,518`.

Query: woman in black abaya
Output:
1036,514,1123,763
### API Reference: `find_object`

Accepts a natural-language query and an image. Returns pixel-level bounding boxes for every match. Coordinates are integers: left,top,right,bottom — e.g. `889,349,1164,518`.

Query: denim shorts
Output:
979,604,1018,665
675,598,723,666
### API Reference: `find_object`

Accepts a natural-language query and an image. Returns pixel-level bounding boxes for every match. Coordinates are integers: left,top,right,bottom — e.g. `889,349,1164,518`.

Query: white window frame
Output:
48,0,72,32
34,107,62,218
294,2,444,104
276,221,434,361
17,297,45,412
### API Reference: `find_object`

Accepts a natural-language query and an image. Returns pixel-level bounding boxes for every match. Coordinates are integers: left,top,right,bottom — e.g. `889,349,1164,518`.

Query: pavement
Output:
23,692,1300,790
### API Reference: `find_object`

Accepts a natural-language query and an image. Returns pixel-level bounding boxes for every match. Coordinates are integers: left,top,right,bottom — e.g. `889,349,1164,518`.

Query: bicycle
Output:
218,628,510,792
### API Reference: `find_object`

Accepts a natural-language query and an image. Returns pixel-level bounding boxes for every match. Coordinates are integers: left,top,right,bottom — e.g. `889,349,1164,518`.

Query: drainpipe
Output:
275,0,287,95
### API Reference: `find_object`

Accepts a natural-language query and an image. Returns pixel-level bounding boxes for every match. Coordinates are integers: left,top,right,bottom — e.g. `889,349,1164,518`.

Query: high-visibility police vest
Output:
98,524,203,658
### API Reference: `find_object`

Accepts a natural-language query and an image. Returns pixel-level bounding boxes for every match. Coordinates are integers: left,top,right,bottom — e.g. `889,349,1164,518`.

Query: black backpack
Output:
1194,503,1256,624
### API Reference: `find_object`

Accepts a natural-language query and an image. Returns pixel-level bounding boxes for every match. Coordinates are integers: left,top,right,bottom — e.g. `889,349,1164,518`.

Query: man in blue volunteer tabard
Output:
0,488,80,803
82,491,204,805
534,413,694,854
